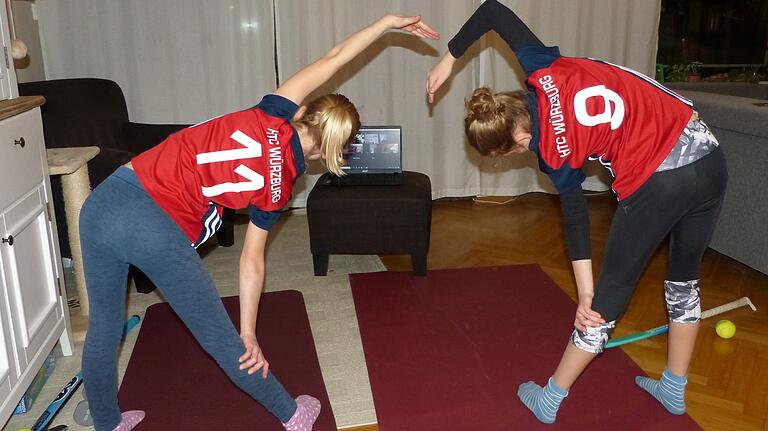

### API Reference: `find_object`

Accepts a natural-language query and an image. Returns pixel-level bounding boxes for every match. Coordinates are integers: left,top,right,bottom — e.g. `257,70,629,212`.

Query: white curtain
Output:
35,0,662,206
275,0,480,204
37,0,276,123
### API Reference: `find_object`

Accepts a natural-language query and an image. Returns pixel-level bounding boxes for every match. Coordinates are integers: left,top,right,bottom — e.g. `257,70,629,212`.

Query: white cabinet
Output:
0,99,73,424
0,279,18,410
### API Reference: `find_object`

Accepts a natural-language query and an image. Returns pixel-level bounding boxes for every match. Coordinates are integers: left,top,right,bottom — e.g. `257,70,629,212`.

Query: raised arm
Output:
427,0,544,102
448,0,543,59
276,14,439,105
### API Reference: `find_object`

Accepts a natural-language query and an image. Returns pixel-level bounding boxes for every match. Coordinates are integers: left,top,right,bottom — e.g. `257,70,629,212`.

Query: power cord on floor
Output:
471,189,611,205
472,196,518,205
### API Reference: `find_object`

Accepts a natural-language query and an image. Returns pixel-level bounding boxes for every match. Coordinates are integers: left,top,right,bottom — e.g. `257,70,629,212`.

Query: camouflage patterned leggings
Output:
590,146,728,322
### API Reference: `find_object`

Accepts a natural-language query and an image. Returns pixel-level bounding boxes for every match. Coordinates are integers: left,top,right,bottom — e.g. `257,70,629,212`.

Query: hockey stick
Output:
30,315,141,431
606,297,757,348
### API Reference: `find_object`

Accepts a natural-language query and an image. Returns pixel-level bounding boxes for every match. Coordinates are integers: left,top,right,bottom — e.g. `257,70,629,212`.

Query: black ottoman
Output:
307,171,432,276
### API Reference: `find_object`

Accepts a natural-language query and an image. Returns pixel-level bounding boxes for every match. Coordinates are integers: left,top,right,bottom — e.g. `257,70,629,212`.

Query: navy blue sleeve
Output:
248,205,282,231
448,0,544,58
517,45,561,77
539,158,586,195
254,94,299,120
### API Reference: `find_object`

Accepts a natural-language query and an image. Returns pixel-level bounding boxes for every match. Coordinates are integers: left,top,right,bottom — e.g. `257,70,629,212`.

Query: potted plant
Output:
664,64,687,82
685,61,703,82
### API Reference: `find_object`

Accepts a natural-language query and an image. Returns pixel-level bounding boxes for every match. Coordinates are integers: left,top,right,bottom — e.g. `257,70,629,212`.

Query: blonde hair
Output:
464,88,531,156
294,94,361,176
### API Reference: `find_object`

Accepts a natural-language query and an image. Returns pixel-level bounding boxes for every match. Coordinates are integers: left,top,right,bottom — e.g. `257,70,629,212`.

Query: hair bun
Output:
466,87,502,122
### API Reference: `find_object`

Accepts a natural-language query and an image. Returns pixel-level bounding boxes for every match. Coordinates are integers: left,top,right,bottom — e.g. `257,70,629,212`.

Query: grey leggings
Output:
591,146,728,321
80,167,296,430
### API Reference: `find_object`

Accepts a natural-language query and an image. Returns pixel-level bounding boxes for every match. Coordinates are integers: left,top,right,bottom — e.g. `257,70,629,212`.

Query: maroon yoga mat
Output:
351,265,702,431
117,291,336,430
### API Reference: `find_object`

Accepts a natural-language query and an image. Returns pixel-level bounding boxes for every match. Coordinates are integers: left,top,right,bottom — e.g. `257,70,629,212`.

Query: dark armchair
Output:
19,78,235,292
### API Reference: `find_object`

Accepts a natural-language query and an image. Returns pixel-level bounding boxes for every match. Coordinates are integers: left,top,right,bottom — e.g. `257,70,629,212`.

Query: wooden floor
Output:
342,193,768,431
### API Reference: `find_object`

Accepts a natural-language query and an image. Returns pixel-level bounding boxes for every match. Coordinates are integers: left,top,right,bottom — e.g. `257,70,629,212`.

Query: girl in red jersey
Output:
426,0,726,424
80,14,438,431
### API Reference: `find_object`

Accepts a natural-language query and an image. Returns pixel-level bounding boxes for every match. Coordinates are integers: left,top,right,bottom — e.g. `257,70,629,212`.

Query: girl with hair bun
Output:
427,0,726,425
80,14,438,431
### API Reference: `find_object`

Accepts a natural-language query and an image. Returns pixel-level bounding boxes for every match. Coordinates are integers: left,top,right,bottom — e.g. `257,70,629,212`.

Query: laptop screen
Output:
342,126,402,174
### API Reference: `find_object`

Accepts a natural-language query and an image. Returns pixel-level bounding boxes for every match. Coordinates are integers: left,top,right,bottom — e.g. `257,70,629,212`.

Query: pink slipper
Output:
112,410,145,431
283,395,321,431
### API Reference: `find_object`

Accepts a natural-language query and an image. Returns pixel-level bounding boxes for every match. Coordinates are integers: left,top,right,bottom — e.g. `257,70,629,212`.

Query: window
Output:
658,0,768,66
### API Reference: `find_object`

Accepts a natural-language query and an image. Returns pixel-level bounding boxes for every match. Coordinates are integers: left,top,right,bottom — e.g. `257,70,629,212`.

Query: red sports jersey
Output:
132,95,303,246
527,57,693,200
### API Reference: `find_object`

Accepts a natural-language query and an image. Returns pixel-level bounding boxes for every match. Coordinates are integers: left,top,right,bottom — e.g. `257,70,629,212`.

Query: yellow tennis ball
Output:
715,319,736,339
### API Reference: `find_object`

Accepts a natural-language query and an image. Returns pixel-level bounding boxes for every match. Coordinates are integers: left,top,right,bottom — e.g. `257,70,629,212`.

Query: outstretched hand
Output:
239,333,269,378
574,295,605,332
385,14,440,40
426,53,456,104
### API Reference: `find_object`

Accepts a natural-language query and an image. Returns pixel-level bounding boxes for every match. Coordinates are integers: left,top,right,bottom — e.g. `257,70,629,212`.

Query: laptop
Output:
320,125,403,186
